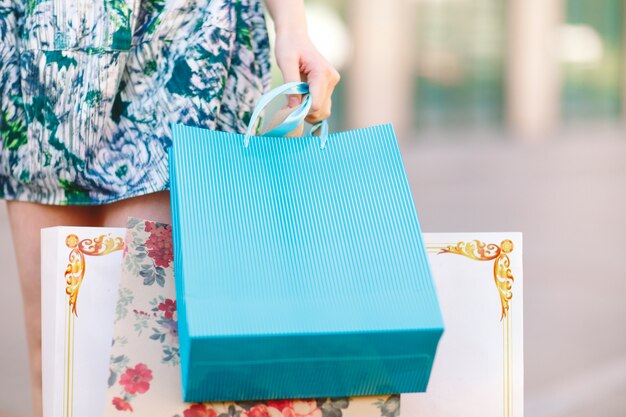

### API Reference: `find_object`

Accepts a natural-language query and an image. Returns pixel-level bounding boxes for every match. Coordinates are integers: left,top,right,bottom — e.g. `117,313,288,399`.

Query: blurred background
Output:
2,0,626,416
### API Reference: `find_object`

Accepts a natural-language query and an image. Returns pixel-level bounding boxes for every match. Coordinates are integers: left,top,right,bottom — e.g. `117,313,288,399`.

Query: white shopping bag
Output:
41,227,125,417
405,233,524,417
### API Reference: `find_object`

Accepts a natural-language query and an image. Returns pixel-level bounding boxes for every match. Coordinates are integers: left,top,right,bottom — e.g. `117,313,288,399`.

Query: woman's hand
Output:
274,31,340,124
264,0,340,124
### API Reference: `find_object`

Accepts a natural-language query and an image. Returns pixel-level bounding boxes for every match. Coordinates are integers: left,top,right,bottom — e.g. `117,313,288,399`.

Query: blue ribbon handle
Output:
244,82,329,148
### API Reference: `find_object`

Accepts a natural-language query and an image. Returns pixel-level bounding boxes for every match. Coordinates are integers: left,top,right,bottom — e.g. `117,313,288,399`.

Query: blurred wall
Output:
332,0,624,140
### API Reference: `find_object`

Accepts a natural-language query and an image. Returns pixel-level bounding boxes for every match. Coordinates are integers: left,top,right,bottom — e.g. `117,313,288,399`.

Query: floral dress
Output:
0,0,270,205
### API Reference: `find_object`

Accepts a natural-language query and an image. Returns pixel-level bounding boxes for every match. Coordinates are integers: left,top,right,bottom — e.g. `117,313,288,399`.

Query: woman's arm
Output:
264,0,340,123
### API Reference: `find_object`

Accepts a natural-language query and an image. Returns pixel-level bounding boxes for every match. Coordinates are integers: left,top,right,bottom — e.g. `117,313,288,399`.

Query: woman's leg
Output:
100,191,171,227
6,202,102,417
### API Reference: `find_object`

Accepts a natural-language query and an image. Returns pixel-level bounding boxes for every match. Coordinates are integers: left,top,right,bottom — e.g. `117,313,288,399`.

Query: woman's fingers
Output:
274,33,340,120
305,65,340,124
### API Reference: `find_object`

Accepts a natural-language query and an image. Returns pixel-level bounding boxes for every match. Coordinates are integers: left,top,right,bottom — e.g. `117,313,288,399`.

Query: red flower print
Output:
112,396,133,412
183,404,218,417
266,400,322,417
266,401,291,412
158,298,177,320
144,221,173,268
119,363,153,395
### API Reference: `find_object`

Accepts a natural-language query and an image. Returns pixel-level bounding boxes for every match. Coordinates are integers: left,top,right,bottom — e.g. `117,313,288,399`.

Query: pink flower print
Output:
119,363,153,395
144,221,173,268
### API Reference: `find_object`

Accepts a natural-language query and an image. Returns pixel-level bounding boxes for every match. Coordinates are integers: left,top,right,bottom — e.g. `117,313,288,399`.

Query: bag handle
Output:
244,82,329,149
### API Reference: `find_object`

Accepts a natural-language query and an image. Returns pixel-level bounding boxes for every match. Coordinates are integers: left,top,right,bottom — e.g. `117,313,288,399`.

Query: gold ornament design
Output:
431,237,517,417
439,239,515,320
64,234,125,316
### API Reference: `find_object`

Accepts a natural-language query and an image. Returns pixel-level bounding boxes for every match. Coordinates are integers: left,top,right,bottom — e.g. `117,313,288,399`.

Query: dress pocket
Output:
21,0,133,51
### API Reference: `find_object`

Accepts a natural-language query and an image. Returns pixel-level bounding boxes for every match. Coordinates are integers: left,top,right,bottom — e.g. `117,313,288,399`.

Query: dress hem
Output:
0,180,170,206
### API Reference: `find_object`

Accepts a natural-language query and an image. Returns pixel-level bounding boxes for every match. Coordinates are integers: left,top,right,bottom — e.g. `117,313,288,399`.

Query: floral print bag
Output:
105,218,401,416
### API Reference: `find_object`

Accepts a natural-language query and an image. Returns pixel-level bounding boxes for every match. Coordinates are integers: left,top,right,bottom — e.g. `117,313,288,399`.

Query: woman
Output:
0,0,339,414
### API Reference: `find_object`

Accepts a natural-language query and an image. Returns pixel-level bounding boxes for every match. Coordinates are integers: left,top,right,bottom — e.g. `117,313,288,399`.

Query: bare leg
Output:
6,202,102,417
100,191,171,227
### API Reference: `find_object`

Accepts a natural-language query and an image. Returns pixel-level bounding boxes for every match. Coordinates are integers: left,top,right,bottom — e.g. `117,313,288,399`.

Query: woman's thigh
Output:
100,191,171,227
7,201,102,307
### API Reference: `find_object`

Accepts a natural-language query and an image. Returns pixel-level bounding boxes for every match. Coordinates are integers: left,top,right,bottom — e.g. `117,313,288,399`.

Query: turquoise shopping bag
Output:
169,83,444,402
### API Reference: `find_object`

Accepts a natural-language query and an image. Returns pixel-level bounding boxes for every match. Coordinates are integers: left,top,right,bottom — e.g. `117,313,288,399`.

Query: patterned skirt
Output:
0,0,270,205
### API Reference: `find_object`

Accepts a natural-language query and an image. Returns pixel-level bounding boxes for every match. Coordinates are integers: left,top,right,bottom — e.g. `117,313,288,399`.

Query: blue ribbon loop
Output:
244,82,329,148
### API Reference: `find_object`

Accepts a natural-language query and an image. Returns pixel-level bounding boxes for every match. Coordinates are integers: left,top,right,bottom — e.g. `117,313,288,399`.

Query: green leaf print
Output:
31,92,82,172
116,288,134,322
165,59,193,96
59,179,92,204
237,27,253,50
43,151,52,167
144,60,158,76
143,0,166,34
26,0,44,14
85,47,108,55
49,134,84,170
43,51,77,71
107,369,117,387
27,94,62,139
376,395,400,417
1,112,27,151
28,50,89,181
105,0,132,49
115,164,128,179
146,16,162,35
112,26,132,50
85,90,102,107
241,110,252,127
317,398,350,417
235,0,253,50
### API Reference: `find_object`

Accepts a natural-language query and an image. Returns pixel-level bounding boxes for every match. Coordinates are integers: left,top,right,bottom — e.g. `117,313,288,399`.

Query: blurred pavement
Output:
403,128,626,417
1,129,625,417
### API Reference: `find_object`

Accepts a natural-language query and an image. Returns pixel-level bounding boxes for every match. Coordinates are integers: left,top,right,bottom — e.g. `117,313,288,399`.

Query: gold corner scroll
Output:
439,239,514,320
64,234,125,316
